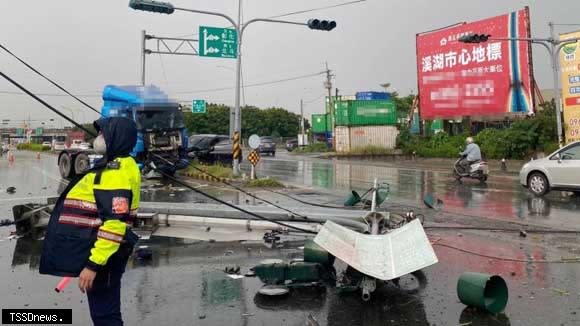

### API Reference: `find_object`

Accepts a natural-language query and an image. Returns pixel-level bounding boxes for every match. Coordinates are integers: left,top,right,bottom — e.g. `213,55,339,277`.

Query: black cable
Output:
0,71,97,137
151,152,311,220
153,166,317,234
0,58,316,235
424,225,580,234
0,43,101,115
267,188,376,210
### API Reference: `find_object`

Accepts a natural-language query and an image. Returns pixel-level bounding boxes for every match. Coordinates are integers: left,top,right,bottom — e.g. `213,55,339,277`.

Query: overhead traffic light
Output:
458,33,491,44
307,19,337,31
129,0,175,14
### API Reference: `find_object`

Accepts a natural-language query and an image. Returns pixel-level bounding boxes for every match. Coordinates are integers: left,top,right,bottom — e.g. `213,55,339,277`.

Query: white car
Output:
41,141,52,148
519,141,580,196
53,141,66,151
70,139,83,149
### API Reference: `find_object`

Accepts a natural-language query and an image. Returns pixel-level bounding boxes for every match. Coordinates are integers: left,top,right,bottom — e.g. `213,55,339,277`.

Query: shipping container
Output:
325,113,334,132
431,119,444,132
325,96,356,114
355,91,390,101
311,114,327,133
335,126,399,153
335,100,397,126
334,126,349,153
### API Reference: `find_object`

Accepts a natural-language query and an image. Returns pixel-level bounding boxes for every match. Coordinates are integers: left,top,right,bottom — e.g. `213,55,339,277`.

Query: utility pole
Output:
324,62,334,148
459,32,580,146
231,0,242,139
549,21,564,145
300,99,304,135
141,30,146,86
130,0,337,175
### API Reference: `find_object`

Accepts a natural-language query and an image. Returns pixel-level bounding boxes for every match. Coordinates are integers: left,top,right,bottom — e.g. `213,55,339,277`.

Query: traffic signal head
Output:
308,19,337,31
458,33,491,43
129,0,174,14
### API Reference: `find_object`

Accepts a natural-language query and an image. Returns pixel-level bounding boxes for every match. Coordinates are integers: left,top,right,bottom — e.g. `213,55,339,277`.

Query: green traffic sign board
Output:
192,100,206,113
35,127,43,136
199,26,237,59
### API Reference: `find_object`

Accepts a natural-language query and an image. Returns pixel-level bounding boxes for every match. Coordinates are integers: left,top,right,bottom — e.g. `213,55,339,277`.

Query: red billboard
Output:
416,8,534,119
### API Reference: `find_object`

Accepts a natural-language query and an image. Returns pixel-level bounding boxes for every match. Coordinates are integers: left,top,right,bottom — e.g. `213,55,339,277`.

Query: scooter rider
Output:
459,137,482,174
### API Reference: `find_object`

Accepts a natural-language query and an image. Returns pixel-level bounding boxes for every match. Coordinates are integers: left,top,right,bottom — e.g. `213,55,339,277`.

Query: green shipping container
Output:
312,114,327,133
325,113,334,132
431,119,444,131
335,100,397,126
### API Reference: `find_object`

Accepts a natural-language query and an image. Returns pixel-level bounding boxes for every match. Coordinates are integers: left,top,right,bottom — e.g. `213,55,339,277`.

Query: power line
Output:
1,71,326,98
268,0,366,19
304,94,325,104
170,71,326,95
175,0,366,38
0,43,101,114
0,90,101,98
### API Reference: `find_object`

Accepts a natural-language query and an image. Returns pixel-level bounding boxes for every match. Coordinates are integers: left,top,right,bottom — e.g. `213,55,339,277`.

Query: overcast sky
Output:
1,0,579,128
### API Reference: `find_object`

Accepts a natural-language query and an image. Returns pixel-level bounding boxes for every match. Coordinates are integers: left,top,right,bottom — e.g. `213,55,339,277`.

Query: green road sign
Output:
35,127,43,136
192,100,207,113
199,26,237,59
16,128,24,136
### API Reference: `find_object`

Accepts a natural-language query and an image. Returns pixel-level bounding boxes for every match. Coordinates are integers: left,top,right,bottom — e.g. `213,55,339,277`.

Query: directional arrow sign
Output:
199,26,237,59
192,99,206,113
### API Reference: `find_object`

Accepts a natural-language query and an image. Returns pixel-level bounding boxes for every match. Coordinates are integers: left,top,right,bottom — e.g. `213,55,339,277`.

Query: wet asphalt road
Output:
253,151,580,230
1,151,580,326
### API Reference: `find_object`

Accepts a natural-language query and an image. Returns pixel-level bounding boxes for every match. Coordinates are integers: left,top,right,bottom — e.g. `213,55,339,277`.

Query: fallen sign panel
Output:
314,219,438,281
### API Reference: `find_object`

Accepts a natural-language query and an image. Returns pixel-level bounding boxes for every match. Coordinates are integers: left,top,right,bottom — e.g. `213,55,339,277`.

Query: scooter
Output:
453,155,489,182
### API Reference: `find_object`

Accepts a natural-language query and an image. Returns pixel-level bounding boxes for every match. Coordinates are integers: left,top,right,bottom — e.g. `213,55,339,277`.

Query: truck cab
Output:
57,85,190,179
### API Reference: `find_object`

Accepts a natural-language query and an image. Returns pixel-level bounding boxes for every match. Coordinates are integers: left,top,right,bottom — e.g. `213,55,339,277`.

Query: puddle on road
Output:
5,229,580,325
256,158,580,228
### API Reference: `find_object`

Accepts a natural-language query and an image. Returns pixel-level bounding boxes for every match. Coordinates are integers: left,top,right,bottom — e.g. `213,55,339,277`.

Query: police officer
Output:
40,117,141,326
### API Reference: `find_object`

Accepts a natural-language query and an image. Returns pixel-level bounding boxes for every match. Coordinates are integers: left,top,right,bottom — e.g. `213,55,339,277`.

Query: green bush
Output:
347,145,393,156
185,162,234,179
397,102,559,160
293,143,329,153
16,143,51,152
246,177,284,188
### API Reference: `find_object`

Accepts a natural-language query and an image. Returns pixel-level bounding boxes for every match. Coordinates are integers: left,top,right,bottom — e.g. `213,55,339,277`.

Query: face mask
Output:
93,134,107,155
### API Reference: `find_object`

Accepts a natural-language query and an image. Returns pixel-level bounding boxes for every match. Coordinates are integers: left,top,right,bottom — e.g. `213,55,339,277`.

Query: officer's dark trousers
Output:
87,244,132,326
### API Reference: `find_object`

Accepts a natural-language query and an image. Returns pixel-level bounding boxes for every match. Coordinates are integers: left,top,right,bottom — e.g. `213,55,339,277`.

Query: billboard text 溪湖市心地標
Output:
416,8,534,119
560,30,580,144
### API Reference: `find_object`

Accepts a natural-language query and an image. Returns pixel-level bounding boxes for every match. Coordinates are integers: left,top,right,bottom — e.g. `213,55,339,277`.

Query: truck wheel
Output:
74,153,90,175
58,153,74,179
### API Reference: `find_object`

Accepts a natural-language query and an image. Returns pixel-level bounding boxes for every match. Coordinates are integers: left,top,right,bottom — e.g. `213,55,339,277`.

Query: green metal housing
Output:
254,262,323,285
335,100,397,126
312,114,328,133
304,239,334,265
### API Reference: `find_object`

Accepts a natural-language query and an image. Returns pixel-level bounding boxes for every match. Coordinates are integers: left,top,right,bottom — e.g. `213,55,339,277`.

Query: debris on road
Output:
457,272,508,313
552,288,570,296
224,266,241,275
258,285,289,296
306,314,320,326
519,230,528,238
6,186,16,194
135,247,153,260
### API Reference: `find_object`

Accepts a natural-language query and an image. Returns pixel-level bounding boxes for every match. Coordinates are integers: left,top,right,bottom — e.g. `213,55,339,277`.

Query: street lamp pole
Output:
460,34,580,146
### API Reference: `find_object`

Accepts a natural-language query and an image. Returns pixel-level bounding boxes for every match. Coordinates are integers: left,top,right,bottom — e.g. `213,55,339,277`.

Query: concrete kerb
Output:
181,171,236,184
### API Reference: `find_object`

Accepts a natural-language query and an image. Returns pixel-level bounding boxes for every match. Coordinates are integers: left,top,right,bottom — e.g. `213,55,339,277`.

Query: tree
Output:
185,104,303,138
